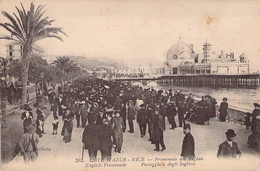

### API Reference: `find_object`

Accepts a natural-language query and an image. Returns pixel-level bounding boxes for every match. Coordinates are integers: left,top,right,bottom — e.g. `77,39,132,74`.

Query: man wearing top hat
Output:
217,129,241,158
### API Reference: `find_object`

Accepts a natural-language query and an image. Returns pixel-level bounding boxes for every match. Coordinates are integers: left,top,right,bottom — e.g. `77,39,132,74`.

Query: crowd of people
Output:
18,77,260,163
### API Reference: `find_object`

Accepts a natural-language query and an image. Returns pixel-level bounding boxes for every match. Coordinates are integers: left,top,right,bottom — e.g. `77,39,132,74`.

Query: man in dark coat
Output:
137,104,148,138
166,101,177,130
73,101,81,128
251,103,260,131
177,100,186,127
147,104,155,141
82,115,100,161
181,124,195,160
247,129,259,151
217,129,241,158
185,93,194,111
152,107,166,151
126,100,135,133
99,118,113,161
197,96,209,125
160,102,167,130
120,103,127,132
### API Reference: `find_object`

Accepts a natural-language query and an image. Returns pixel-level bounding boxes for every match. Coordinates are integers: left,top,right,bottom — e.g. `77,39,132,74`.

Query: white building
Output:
164,38,249,75
6,42,44,60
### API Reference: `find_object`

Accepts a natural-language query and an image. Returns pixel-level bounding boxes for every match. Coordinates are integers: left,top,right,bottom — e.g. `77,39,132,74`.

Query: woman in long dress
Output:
112,111,125,153
219,98,228,122
61,109,74,143
21,105,33,133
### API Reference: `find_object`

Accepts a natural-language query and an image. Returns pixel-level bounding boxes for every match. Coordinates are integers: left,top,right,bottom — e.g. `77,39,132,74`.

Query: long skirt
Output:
62,121,73,142
63,128,71,142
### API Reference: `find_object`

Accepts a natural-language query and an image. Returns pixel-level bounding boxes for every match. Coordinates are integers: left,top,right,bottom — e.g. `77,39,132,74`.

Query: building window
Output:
206,70,211,74
172,55,177,59
172,68,177,74
196,70,200,74
9,45,13,50
162,68,165,74
9,51,13,57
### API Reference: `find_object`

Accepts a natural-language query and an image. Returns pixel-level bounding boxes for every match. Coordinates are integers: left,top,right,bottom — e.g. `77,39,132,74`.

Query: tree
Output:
0,57,9,78
28,55,48,99
0,3,66,108
52,56,80,88
9,59,22,80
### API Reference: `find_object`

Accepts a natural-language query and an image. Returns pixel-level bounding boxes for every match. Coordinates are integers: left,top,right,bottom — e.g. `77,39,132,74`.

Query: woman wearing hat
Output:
112,111,125,153
251,103,260,131
217,129,241,158
21,105,33,133
61,109,74,143
219,97,228,122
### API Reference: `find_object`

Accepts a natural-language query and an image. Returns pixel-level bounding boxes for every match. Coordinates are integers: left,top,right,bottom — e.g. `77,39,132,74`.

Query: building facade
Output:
164,38,249,75
6,42,44,60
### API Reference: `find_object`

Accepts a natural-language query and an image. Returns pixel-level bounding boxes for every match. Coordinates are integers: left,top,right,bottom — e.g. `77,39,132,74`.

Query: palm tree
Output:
0,3,66,108
52,56,80,88
0,57,9,77
0,57,10,88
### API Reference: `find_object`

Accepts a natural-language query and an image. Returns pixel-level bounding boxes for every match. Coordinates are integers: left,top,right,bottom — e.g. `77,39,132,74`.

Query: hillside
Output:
69,56,127,71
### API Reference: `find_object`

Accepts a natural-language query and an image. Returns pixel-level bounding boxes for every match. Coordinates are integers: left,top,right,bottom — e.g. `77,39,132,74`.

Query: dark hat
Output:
184,124,191,130
223,97,228,101
245,112,252,116
253,103,260,107
140,104,145,107
89,115,97,123
225,129,236,137
24,104,33,111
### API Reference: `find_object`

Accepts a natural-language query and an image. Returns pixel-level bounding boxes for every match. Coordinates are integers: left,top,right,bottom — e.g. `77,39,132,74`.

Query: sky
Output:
0,0,260,71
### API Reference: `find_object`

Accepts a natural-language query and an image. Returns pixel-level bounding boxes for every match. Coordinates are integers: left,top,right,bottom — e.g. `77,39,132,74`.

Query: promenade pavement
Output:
2,105,260,171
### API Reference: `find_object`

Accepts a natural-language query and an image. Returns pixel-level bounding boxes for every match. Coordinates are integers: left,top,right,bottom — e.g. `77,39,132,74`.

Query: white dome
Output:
166,39,195,67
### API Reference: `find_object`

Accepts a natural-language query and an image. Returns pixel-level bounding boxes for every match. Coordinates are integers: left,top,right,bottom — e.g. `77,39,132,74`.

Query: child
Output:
52,116,59,135
244,112,252,130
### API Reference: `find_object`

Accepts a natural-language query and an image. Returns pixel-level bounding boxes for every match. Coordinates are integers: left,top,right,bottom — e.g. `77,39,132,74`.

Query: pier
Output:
114,73,260,88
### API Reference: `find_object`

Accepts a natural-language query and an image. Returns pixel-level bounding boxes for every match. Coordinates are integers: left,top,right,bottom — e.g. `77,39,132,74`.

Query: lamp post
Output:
40,72,45,108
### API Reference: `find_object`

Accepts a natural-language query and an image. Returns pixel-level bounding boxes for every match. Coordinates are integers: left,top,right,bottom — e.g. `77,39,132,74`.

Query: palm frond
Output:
1,2,66,51
0,35,21,43
1,11,23,37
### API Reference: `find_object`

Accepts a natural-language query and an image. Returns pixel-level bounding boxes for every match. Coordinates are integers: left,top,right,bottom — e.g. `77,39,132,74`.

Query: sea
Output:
145,82,260,113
